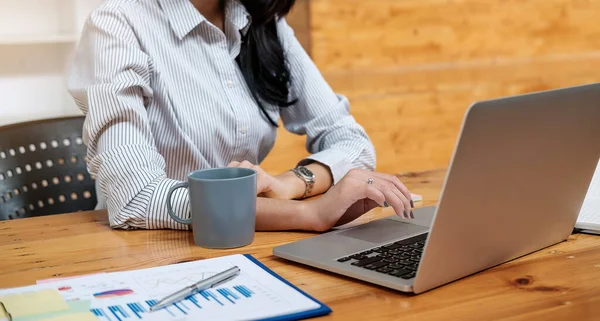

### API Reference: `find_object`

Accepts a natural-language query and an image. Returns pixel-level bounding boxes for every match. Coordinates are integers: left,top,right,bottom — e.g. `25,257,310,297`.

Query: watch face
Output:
297,166,314,178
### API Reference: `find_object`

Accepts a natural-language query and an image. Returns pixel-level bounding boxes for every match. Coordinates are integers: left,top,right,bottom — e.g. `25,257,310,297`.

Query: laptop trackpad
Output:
337,219,428,244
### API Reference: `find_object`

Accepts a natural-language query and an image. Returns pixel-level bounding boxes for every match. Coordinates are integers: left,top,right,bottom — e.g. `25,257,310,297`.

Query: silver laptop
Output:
273,83,600,294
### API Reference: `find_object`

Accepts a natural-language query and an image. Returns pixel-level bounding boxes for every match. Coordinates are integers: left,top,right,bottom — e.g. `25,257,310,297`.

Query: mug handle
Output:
167,182,193,225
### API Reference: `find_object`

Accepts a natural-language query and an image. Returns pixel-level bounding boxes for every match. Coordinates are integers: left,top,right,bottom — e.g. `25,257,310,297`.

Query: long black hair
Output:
236,0,297,127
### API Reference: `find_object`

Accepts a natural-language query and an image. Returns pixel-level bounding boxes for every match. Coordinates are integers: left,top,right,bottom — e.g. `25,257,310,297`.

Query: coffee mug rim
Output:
188,167,257,181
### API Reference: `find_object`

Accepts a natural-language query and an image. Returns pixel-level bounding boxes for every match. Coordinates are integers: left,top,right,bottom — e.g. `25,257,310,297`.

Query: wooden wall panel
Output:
349,61,600,172
311,0,600,72
325,54,600,98
261,0,600,176
258,0,311,173
286,0,311,55
260,127,309,174
262,57,600,174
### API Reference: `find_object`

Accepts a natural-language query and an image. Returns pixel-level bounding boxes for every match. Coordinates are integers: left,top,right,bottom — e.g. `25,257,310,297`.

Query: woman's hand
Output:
305,168,414,232
227,161,298,199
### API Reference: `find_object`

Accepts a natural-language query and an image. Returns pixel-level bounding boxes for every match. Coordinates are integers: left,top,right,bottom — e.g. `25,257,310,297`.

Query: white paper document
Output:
576,160,600,232
0,255,322,321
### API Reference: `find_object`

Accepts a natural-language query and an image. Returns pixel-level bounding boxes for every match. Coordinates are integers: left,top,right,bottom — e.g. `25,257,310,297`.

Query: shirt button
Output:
240,127,248,135
226,80,234,88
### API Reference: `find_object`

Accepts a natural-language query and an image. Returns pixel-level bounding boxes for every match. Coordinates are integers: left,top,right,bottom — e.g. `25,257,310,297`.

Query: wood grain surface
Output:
2,169,600,320
263,56,600,173
310,0,600,71
261,0,600,175
286,0,311,55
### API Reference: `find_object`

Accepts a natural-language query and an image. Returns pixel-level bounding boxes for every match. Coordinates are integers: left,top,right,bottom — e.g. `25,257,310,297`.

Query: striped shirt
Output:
66,0,376,230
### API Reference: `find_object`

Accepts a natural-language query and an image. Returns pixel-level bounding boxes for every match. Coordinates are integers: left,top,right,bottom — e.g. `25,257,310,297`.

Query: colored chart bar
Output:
234,285,253,298
88,285,257,320
187,295,202,309
217,288,236,304
200,290,224,306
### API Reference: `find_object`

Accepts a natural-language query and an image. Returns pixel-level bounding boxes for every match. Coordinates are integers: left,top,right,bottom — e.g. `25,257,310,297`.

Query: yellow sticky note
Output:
39,312,98,321
0,289,68,317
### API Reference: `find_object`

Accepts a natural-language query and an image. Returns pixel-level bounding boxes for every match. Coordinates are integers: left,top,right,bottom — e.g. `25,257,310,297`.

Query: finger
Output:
389,184,413,218
391,176,413,208
239,160,255,168
371,172,413,207
367,175,412,217
227,161,240,167
365,185,386,207
381,187,408,219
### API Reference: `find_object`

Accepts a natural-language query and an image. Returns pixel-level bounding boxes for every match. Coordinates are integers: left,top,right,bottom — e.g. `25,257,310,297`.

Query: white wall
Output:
0,0,103,126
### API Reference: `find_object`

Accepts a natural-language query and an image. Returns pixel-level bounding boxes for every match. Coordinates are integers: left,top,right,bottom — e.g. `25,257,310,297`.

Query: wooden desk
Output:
1,169,599,320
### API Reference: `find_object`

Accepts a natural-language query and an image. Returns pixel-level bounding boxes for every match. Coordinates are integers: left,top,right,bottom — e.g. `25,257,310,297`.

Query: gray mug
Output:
167,167,257,249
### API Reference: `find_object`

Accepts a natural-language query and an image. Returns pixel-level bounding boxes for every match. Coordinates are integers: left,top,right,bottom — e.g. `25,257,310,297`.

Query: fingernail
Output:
403,210,408,219
410,200,414,208
410,211,414,219
383,201,389,208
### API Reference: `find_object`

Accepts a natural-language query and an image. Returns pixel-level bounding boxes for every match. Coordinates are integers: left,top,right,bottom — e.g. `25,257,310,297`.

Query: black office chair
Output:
0,116,97,220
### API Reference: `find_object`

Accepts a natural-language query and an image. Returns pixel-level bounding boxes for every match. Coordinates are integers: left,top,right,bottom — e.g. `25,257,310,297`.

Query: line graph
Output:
132,265,231,295
139,272,217,289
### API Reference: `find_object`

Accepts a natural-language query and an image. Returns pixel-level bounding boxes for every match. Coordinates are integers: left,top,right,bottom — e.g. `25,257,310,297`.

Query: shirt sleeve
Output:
276,18,376,184
67,7,190,230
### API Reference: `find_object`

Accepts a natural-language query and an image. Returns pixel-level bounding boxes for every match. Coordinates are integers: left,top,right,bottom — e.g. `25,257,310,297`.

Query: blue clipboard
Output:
243,254,332,321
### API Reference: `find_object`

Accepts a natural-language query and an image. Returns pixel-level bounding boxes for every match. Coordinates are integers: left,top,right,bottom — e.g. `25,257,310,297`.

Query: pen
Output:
149,266,241,312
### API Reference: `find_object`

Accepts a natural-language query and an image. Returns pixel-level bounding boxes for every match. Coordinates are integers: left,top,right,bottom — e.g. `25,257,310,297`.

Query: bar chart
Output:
40,255,322,320
90,286,255,321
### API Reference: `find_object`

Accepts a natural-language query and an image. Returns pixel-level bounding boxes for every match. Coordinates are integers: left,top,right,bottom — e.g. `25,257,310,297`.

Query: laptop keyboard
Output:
336,233,428,280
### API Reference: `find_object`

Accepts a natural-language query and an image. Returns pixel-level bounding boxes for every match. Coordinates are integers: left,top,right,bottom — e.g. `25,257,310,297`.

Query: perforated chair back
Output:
0,116,97,220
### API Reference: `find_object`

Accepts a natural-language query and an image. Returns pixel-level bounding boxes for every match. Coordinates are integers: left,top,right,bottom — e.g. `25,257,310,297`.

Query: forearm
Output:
92,143,192,230
275,162,333,199
256,197,315,231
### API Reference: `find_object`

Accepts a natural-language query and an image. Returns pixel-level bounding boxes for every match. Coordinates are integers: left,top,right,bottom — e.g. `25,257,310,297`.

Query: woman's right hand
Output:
305,168,414,232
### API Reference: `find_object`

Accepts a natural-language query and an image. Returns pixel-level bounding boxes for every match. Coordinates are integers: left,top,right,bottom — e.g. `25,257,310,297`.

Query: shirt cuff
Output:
146,178,192,230
298,148,353,185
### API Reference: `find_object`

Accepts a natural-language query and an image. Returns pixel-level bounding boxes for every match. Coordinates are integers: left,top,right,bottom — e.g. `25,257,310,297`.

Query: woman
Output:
67,0,414,231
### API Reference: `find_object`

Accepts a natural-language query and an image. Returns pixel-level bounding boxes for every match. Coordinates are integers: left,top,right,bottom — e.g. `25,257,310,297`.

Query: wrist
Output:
281,200,318,231
256,198,316,231
276,170,307,199
302,200,328,232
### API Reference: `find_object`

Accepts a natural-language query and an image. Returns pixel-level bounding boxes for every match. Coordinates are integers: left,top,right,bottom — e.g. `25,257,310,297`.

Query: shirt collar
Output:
225,0,252,35
158,0,251,40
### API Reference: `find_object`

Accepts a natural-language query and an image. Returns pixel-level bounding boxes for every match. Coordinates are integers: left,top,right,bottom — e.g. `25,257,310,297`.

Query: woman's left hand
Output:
227,161,298,199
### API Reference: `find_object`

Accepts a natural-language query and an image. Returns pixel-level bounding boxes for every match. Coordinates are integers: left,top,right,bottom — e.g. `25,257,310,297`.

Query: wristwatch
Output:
292,166,315,199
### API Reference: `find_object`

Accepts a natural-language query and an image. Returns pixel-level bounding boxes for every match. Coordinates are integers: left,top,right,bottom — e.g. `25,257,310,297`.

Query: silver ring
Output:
367,178,374,185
